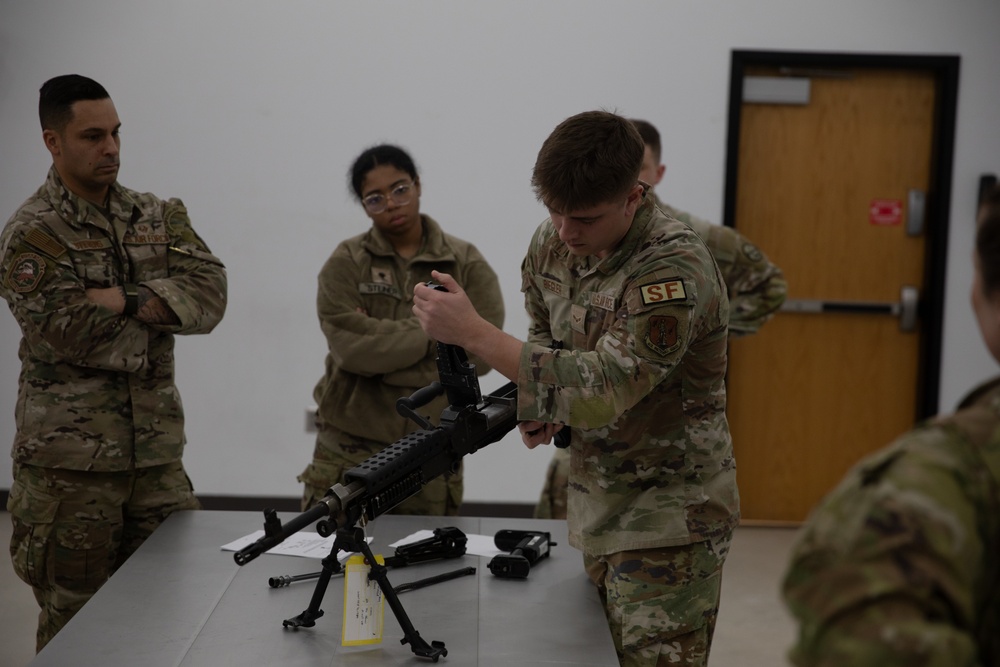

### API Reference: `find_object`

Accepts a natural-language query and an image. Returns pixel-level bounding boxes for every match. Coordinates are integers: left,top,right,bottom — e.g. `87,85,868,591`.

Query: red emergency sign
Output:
869,199,903,226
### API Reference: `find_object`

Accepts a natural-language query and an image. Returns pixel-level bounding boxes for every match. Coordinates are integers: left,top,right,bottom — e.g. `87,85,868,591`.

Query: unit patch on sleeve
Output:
639,278,686,306
741,242,763,263
645,315,680,356
6,252,46,293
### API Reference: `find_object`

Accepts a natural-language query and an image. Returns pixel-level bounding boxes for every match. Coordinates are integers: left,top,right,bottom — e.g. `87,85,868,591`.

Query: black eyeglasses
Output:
362,181,415,214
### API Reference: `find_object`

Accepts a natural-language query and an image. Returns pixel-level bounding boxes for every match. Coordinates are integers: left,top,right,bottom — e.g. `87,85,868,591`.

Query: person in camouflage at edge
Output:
0,75,227,652
781,183,1000,667
297,144,504,515
535,118,787,520
413,111,739,667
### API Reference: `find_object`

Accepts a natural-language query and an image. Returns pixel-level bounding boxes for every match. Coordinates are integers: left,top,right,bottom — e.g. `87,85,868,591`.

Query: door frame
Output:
722,50,960,419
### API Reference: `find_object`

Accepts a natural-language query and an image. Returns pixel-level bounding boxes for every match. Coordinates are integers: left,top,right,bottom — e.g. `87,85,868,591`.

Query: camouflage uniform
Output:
519,188,739,666
1,166,227,650
535,197,785,520
782,377,1000,667
298,215,503,514
655,198,786,337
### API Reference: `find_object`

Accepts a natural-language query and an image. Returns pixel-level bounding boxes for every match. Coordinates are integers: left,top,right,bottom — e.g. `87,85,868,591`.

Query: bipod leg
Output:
281,541,343,629
354,530,447,662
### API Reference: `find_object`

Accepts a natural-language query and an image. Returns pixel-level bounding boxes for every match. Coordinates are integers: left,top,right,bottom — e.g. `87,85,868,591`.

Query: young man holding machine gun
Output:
534,117,786,520
413,110,738,667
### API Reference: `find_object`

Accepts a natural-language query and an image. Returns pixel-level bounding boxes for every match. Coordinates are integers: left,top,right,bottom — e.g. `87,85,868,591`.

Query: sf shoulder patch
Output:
6,252,46,293
639,278,686,306
645,315,681,356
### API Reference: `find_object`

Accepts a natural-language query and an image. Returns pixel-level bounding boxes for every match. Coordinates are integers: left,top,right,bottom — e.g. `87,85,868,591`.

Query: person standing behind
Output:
535,118,787,519
1,74,228,652
781,183,1000,666
632,118,786,335
298,144,504,514
413,111,738,666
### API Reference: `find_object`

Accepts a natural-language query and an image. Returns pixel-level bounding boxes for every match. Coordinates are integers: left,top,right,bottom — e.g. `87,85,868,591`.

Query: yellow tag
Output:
342,554,385,646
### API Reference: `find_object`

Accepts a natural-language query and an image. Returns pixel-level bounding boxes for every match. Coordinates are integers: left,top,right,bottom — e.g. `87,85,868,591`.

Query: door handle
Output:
907,189,926,237
779,285,919,332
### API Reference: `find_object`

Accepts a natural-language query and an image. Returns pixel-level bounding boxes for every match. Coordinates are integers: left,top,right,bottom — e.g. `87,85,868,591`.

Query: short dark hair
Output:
38,74,110,132
348,144,419,201
630,118,661,164
531,110,644,213
977,183,1000,296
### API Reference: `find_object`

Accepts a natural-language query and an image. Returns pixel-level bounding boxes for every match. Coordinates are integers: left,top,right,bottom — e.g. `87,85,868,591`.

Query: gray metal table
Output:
29,510,618,666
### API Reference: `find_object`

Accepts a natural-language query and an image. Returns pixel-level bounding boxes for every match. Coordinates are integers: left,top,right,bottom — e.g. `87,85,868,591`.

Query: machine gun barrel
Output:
233,481,364,566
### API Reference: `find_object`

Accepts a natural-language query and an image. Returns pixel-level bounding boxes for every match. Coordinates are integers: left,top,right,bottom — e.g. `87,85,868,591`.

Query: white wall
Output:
1,0,999,502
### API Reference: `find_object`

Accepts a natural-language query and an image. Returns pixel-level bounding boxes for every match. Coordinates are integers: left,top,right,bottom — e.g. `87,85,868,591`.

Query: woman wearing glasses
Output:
298,144,504,514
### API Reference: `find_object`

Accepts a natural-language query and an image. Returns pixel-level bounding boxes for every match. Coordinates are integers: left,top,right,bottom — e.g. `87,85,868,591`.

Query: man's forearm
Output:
85,285,180,325
458,320,523,383
135,285,181,325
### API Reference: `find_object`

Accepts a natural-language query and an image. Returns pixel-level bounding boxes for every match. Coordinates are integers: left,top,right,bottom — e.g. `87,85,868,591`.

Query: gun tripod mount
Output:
487,529,556,579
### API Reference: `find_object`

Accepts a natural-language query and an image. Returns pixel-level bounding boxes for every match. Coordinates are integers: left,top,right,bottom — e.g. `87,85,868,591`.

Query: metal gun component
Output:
488,530,556,579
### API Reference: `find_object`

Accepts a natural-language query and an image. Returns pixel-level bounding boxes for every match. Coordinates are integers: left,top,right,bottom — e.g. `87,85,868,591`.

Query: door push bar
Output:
779,285,919,333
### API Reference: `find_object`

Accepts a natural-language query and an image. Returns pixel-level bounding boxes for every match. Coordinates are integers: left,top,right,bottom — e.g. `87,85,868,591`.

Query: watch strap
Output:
123,283,139,316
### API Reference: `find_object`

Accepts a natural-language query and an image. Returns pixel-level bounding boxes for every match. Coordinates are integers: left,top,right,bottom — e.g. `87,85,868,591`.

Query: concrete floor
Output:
0,512,799,666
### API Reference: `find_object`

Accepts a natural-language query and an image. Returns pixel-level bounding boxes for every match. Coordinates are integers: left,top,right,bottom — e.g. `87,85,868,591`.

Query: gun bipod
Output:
281,525,448,662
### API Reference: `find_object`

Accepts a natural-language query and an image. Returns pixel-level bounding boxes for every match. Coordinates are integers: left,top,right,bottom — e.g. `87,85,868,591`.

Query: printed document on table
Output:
221,530,371,560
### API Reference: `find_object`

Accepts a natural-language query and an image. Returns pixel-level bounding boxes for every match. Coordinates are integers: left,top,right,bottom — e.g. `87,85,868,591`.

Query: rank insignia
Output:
371,267,393,284
6,252,46,293
570,303,587,334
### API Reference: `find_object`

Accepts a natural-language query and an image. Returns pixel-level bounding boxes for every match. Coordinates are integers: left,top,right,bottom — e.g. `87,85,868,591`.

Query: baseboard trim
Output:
0,490,535,520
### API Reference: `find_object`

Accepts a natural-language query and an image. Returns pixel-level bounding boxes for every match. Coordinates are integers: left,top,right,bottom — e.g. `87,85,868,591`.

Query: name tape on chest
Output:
542,277,569,299
70,238,113,251
359,282,402,299
639,278,687,306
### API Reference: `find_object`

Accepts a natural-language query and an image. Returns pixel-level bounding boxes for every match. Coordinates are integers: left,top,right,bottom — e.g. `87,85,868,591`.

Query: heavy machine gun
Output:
234,339,518,661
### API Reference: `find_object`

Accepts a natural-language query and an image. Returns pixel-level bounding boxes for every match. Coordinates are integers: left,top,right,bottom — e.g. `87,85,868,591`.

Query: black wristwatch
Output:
122,283,139,316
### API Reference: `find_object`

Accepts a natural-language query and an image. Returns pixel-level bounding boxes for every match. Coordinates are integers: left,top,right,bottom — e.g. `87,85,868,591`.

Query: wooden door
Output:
726,66,940,522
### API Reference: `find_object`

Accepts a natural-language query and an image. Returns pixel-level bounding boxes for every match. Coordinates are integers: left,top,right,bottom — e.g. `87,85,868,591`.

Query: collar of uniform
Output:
42,165,139,231
594,185,657,275
364,214,456,262
956,375,1000,412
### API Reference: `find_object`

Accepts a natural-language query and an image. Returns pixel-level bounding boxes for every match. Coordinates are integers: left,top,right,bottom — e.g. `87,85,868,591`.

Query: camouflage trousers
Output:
584,530,733,667
298,424,462,515
534,446,569,519
7,461,200,653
